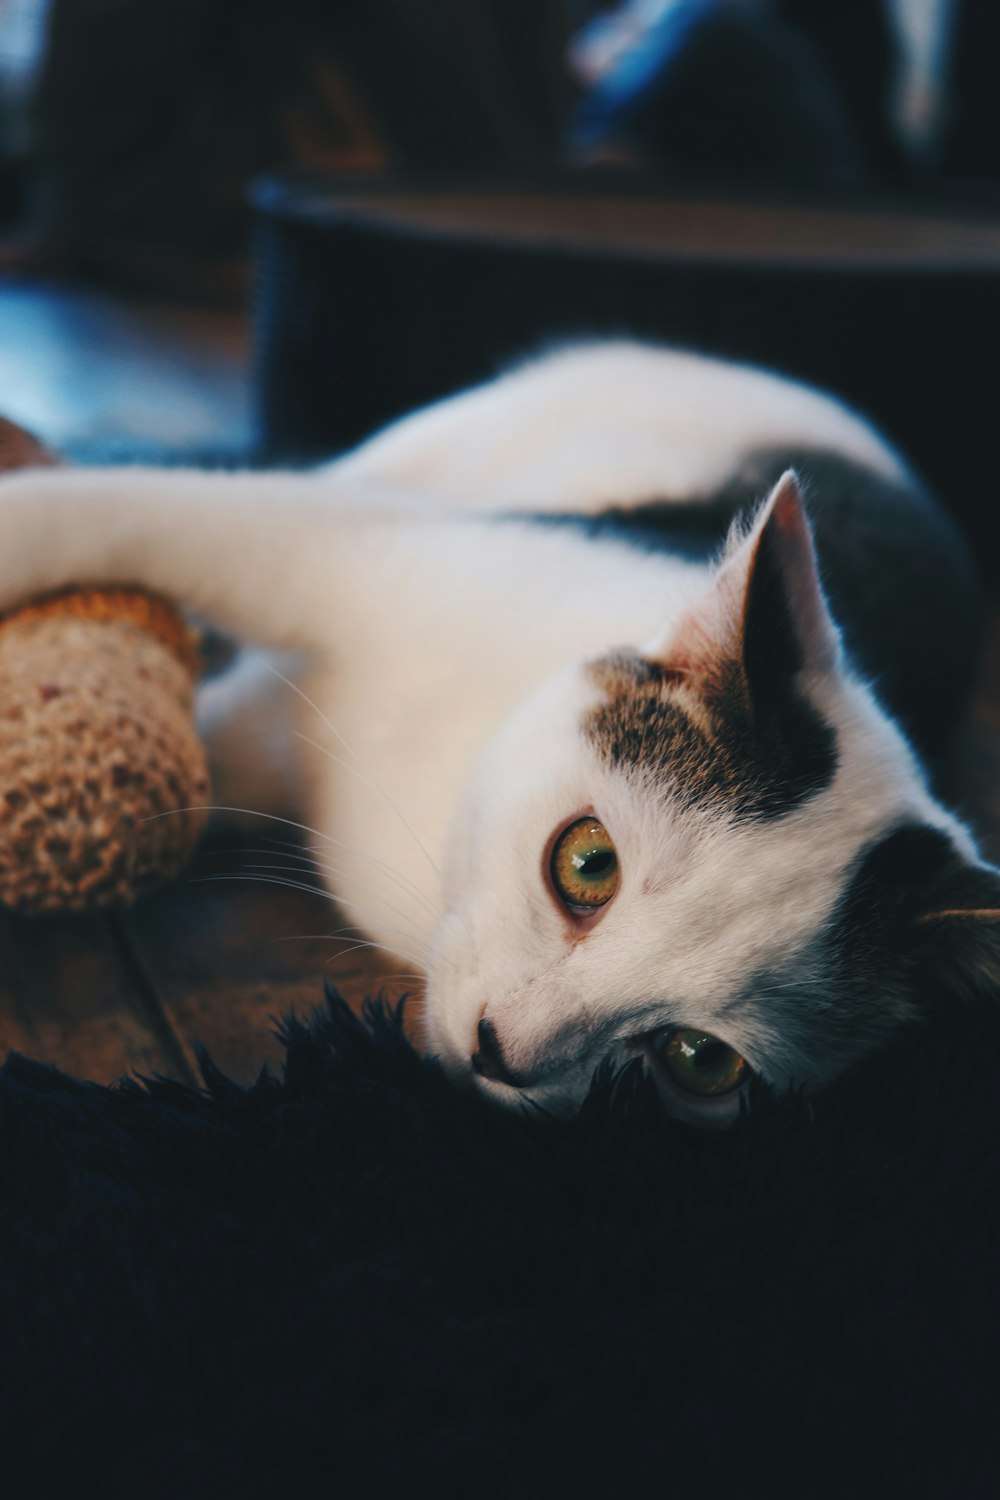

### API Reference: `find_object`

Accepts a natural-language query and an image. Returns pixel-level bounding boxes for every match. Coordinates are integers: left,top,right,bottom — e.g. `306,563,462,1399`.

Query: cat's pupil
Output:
656,1029,750,1098
550,817,619,911
694,1042,728,1072
578,851,613,877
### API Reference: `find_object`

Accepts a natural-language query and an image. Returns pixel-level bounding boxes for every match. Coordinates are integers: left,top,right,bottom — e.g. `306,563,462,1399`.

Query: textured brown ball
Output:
0,610,210,912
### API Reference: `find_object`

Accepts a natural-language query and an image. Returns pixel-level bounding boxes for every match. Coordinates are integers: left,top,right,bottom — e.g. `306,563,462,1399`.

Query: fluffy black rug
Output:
2,990,999,1500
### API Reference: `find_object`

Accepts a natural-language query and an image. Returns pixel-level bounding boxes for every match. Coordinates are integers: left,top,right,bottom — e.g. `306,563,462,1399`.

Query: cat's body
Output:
0,342,994,1122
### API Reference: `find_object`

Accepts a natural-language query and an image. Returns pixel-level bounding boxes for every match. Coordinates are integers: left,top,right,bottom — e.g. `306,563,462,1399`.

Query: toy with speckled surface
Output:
0,421,209,913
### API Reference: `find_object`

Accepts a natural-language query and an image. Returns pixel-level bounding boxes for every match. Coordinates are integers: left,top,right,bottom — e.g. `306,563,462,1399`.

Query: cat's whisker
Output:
301,818,471,950
260,661,442,881
316,916,459,991
300,837,473,945
145,803,349,850
194,871,336,900
227,831,449,952
241,839,440,926
150,803,444,934
148,806,452,966
274,939,426,978
286,708,474,942
238,858,431,949
277,921,429,972
313,907,431,964
269,932,426,973
147,803,469,946
325,921,435,958
290,837,440,920
194,871,432,962
292,727,442,881
318,937,428,973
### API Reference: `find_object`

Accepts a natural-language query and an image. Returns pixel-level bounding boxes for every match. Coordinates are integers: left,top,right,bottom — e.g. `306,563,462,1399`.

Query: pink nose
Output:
471,1017,521,1088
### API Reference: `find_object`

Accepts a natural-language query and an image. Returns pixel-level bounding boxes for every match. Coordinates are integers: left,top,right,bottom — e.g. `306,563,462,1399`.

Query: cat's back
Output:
334,340,906,508
336,340,980,763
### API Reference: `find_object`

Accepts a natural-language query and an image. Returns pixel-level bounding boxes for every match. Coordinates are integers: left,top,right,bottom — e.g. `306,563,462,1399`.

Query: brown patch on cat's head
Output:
584,643,835,820
585,646,728,796
584,476,840,820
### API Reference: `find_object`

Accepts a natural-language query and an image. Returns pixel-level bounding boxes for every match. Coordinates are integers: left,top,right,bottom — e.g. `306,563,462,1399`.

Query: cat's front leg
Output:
0,464,366,652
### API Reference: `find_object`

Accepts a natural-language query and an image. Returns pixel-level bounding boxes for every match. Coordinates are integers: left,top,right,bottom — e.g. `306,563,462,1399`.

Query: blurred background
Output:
4,0,998,284
0,0,997,525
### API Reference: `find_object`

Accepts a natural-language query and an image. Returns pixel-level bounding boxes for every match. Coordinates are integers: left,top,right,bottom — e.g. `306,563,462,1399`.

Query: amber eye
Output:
655,1028,748,1097
550,817,619,911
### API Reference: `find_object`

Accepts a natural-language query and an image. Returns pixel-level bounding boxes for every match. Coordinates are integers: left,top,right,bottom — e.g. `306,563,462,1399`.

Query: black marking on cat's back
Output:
521,493,739,565
526,448,983,765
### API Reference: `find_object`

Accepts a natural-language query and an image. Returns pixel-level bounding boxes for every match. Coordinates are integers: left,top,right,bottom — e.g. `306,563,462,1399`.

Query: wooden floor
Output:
0,277,998,1087
0,835,422,1086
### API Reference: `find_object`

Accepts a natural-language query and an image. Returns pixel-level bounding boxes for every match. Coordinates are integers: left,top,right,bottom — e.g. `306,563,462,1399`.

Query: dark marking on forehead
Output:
585,647,835,820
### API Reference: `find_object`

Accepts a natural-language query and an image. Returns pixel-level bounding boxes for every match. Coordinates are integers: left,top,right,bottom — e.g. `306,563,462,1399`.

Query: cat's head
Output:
425,473,1000,1124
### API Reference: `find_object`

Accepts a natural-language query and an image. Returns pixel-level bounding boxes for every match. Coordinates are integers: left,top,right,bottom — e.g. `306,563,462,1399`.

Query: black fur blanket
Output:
2,993,998,1499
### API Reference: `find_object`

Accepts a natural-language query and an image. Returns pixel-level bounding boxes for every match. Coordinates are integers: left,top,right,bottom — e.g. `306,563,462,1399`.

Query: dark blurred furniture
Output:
569,0,902,184
23,0,570,298
253,179,1000,573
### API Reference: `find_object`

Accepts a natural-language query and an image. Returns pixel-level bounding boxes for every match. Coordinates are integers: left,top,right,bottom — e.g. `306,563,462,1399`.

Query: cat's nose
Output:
471,1017,521,1088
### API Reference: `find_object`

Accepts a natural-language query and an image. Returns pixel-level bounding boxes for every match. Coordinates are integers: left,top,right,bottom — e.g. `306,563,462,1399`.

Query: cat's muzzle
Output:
470,1017,523,1089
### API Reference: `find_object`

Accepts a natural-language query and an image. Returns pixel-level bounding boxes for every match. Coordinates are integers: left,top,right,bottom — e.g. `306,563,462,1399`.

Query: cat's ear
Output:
915,861,1000,1001
647,471,841,694
733,470,841,697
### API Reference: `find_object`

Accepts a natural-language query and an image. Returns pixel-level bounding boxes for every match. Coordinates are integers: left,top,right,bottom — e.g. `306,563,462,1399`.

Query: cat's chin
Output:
430,1036,588,1115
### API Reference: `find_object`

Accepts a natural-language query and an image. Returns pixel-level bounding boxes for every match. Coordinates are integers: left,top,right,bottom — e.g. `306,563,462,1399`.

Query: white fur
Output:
332,341,909,508
0,342,972,1115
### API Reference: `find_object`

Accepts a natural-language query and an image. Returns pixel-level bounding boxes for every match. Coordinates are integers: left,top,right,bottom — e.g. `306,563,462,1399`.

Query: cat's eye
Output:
653,1028,748,1098
550,817,619,912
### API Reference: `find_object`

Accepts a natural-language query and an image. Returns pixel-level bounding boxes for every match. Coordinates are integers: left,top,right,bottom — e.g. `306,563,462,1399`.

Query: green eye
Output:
657,1028,748,1097
550,817,619,910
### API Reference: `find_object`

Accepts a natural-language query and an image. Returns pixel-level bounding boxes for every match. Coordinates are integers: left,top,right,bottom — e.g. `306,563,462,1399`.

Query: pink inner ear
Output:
748,470,840,677
646,470,839,685
756,472,817,586
768,470,809,536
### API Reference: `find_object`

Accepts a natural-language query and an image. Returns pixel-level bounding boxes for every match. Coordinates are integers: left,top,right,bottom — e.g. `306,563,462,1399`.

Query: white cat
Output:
0,342,995,1125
